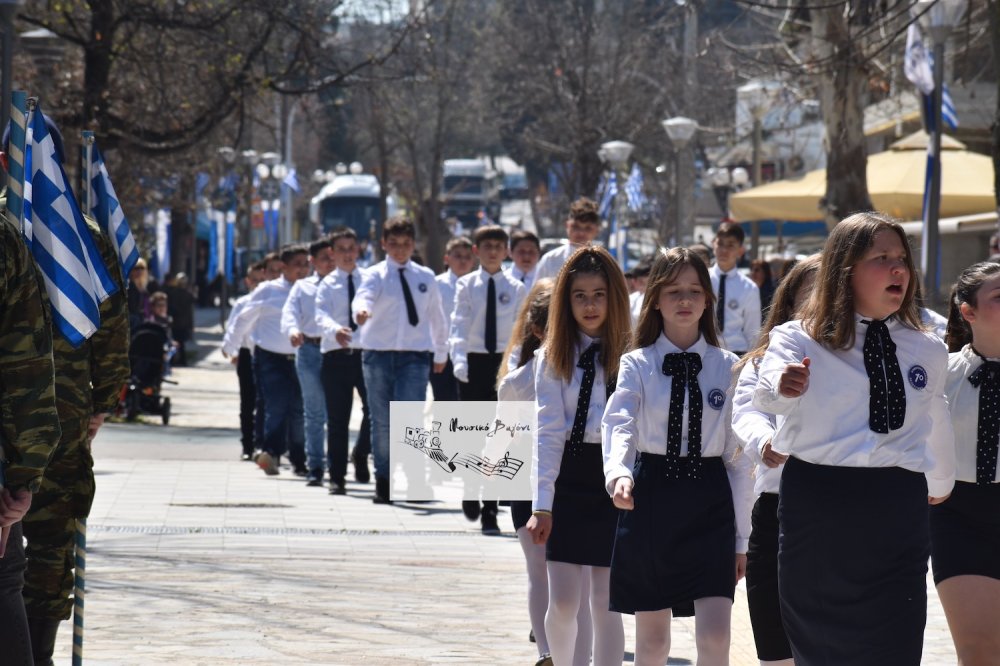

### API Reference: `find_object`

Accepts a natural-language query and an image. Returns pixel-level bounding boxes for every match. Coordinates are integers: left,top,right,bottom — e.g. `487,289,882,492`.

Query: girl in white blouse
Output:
731,255,819,666
527,247,630,666
935,261,1000,665
752,212,954,665
603,247,753,666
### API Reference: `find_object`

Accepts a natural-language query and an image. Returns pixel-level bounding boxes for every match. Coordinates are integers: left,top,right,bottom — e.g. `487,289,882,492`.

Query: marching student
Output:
353,215,449,504
534,198,602,282
281,237,336,487
936,261,1000,665
223,245,311,477
222,261,267,461
432,236,476,402
507,229,541,289
452,225,526,533
709,221,760,355
315,227,372,493
527,246,629,666
497,279,593,666
603,247,753,665
732,255,820,666
752,212,955,665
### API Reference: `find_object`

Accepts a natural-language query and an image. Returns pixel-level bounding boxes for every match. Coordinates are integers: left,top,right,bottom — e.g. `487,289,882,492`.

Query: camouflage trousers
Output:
21,414,95,621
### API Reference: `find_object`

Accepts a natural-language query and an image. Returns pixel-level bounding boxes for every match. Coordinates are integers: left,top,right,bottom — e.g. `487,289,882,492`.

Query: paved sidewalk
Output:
52,308,958,664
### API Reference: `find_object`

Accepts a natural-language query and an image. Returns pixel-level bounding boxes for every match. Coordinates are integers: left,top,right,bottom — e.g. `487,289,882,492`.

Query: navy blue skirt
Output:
546,441,619,567
510,500,532,531
609,454,735,614
930,480,1000,584
778,457,929,666
746,492,791,662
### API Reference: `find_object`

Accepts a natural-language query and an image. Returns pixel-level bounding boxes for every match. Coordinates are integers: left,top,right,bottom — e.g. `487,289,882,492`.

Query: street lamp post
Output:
914,0,967,310
737,81,780,260
599,140,635,270
661,117,698,247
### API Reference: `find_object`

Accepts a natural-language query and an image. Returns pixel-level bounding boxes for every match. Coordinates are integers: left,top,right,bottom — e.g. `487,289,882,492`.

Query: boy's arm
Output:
449,278,471,382
427,277,448,366
352,266,382,322
742,282,762,350
222,289,262,357
280,283,302,339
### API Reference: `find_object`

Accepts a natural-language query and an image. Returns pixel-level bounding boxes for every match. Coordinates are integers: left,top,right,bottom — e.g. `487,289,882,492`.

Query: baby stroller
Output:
121,322,174,424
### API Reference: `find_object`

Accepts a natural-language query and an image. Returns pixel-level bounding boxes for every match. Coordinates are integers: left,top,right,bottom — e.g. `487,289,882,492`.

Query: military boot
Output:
27,616,60,666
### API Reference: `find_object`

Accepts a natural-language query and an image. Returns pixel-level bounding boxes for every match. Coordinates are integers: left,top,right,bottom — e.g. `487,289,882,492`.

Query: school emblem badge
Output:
499,292,511,304
418,282,428,293
728,299,739,310
707,388,726,410
908,365,927,390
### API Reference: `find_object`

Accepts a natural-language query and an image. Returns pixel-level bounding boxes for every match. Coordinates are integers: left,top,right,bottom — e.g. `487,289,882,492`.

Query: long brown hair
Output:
945,261,1000,352
801,212,921,349
545,246,630,383
633,247,719,350
496,278,554,387
735,254,821,373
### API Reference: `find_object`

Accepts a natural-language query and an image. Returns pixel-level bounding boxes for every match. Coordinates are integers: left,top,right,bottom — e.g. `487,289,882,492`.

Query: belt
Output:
257,347,296,361
326,347,359,355
303,336,322,345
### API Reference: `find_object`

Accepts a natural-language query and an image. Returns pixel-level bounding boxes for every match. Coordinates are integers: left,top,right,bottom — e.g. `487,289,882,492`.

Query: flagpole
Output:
6,89,26,225
923,37,944,311
82,131,94,212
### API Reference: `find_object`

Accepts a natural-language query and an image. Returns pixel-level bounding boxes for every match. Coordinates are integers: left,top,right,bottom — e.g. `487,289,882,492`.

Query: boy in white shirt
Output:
709,221,761,355
432,236,476,402
222,261,266,461
506,229,541,289
534,197,601,281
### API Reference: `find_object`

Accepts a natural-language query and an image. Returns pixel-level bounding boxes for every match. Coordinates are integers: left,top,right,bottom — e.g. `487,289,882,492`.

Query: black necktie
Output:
347,272,357,331
716,273,726,333
662,352,703,478
569,343,601,447
485,276,497,353
861,319,906,434
399,268,418,326
968,349,1000,485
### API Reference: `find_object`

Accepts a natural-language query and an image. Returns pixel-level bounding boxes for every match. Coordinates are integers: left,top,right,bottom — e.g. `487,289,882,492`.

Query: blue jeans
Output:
255,348,305,465
295,341,327,474
361,350,431,480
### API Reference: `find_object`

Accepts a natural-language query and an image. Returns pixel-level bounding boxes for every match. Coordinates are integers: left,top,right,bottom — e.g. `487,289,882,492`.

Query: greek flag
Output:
625,163,647,211
89,143,140,277
282,167,301,193
905,23,959,131
598,171,617,219
25,108,117,346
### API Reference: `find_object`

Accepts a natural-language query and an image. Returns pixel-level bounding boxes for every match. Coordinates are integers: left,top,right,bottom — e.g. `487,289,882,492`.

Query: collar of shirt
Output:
334,266,359,280
854,312,898,330
711,264,739,279
577,331,599,351
386,258,411,271
654,331,707,356
477,266,504,279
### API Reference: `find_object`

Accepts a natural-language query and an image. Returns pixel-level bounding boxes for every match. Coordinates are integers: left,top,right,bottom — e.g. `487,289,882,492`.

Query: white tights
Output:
515,529,592,661
546,561,623,666
761,660,794,666
634,597,733,666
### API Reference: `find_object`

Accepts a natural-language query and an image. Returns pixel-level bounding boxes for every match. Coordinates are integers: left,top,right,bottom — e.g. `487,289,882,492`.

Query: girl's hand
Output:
735,553,748,583
761,441,788,468
779,357,810,397
526,512,552,544
613,477,634,510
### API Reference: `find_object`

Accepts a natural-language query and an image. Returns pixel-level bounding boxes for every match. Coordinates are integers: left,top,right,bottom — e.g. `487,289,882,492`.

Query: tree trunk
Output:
989,0,1000,220
813,7,873,228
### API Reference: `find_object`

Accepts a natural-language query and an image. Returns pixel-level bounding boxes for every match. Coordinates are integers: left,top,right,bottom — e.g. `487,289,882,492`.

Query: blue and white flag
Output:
625,163,647,211
598,171,617,219
89,143,140,277
25,108,117,346
941,85,958,131
905,23,959,130
282,167,301,193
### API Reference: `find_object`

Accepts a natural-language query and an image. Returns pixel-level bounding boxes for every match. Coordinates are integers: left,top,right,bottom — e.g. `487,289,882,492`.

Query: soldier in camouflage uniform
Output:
20,210,130,664
0,205,61,666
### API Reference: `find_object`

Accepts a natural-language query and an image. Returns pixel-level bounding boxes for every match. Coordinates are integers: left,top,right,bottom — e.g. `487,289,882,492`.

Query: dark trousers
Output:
255,348,305,467
0,521,33,666
252,349,266,453
237,348,256,455
429,357,458,402
321,349,371,485
458,352,503,515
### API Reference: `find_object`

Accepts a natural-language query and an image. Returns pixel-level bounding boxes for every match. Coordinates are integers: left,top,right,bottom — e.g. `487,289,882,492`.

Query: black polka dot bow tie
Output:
968,350,1000,485
569,342,601,447
862,319,906,434
661,352,703,478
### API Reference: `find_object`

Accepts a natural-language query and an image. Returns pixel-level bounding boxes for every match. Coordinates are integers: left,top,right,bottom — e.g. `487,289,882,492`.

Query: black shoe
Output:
240,452,253,462
352,447,370,483
461,500,481,522
293,465,309,477
329,482,347,495
373,477,392,504
529,628,535,643
481,509,501,535
306,473,323,487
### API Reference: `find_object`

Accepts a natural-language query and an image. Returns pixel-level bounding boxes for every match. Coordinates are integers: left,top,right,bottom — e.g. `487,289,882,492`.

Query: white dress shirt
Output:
280,273,324,340
945,345,1000,484
450,268,526,378
506,265,537,290
709,264,761,353
629,291,644,328
352,258,449,363
602,334,752,551
222,292,254,352
315,267,366,353
498,354,537,403
752,317,956,498
435,269,461,321
921,307,948,341
534,243,583,282
732,358,783,496
222,276,296,356
534,333,608,511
